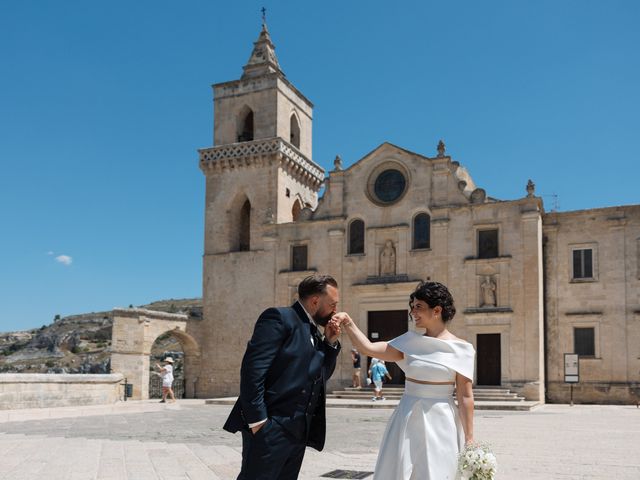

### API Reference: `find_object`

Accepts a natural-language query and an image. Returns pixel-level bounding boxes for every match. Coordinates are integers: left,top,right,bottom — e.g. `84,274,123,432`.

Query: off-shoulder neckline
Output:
408,330,471,345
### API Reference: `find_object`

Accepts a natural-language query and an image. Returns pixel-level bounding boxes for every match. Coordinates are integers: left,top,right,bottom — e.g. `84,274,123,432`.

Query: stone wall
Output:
0,373,124,410
544,205,640,404
547,381,640,405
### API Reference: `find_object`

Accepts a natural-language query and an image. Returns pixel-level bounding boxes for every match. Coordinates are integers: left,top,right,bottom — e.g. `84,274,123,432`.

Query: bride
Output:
331,281,475,480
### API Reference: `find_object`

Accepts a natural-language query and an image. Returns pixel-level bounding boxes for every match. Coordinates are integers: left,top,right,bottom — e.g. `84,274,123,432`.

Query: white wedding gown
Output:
373,331,475,480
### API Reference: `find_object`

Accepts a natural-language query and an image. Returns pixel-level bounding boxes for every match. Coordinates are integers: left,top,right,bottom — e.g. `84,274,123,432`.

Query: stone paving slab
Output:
0,401,639,479
0,399,206,423
205,396,540,411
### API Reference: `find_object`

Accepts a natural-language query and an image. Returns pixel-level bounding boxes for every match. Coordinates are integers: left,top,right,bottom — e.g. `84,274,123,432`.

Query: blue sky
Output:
1,1,638,332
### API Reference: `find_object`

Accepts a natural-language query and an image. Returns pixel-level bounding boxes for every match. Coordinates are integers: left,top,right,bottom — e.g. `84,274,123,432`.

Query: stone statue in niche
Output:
480,276,497,307
379,240,397,276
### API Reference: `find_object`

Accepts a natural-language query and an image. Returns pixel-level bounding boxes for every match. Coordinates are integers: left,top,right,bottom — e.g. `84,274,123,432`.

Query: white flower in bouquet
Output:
458,442,497,480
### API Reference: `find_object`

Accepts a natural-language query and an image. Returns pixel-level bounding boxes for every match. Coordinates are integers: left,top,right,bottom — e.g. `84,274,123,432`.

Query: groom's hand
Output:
324,320,341,344
250,420,266,434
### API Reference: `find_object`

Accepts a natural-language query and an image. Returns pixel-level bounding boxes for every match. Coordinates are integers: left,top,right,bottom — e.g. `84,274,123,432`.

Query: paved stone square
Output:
0,401,638,479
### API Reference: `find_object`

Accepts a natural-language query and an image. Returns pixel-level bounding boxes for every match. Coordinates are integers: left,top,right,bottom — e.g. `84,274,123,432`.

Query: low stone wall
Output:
0,374,125,410
547,381,640,405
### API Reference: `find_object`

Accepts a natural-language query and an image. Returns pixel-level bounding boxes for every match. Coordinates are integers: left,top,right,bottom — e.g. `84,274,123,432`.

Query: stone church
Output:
190,22,640,404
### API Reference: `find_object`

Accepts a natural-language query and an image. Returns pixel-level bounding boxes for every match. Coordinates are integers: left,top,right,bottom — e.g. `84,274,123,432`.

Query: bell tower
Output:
212,21,314,159
199,20,324,255
196,19,325,396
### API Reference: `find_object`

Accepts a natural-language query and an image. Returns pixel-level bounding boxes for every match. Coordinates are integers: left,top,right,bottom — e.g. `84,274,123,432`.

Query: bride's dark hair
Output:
409,281,456,322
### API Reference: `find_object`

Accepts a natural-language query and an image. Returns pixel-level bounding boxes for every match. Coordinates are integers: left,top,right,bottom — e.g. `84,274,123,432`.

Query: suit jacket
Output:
223,302,340,451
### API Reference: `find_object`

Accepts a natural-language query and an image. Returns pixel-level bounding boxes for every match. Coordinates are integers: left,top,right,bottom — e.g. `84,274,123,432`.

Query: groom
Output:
223,274,342,480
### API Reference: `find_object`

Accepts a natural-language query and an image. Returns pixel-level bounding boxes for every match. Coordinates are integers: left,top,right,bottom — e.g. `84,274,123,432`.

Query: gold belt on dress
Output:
405,376,455,385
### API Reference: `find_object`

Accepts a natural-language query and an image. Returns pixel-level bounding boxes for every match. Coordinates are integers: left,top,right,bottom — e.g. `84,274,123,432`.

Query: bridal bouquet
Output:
457,442,497,480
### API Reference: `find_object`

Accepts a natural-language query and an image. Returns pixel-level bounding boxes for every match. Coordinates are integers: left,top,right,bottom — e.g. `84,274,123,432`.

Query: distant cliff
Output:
0,298,202,374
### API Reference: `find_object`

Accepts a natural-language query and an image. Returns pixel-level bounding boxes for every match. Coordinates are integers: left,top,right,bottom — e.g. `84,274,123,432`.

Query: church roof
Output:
339,142,431,173
242,21,282,79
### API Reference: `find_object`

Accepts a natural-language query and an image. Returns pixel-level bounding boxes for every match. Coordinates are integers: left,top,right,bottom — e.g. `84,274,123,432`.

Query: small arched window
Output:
413,213,430,250
290,113,300,148
292,199,302,222
239,200,251,251
238,109,254,142
348,219,365,254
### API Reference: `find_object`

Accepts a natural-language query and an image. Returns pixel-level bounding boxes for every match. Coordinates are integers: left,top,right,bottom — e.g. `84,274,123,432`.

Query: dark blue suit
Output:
223,302,340,479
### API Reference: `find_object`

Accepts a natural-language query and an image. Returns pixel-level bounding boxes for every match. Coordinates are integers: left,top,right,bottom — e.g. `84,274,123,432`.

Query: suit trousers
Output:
237,417,307,480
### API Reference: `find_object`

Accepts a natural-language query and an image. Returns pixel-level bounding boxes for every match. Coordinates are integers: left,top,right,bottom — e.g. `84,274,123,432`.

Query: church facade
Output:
191,23,640,404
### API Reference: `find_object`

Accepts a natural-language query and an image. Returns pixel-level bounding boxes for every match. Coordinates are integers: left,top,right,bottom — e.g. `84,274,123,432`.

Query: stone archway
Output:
110,308,201,400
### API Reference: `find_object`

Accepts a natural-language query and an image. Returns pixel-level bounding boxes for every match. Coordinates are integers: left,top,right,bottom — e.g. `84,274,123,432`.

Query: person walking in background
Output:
370,359,392,401
156,356,176,403
351,348,362,388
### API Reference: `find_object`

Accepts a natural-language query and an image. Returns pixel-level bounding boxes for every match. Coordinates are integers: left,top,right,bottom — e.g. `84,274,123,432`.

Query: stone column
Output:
606,217,628,383
520,210,545,401
398,227,409,275
367,228,377,277
328,229,345,283
430,158,450,207
431,215,450,284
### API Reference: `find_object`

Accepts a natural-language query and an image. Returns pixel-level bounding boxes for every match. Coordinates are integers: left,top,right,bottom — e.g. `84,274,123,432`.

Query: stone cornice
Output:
564,310,603,316
365,223,410,232
199,137,325,190
350,279,420,294
464,307,514,314
463,255,513,264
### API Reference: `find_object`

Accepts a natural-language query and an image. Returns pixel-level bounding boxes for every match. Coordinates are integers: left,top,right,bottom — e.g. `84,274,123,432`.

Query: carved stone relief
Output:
379,240,397,276
480,275,497,307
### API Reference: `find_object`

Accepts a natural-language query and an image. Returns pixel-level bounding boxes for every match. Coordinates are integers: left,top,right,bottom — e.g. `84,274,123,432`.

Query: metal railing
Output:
149,375,185,399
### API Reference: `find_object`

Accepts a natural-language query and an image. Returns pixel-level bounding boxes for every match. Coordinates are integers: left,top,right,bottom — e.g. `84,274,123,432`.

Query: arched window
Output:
238,109,254,142
348,219,365,254
239,200,251,251
292,199,302,222
413,213,430,250
290,113,300,148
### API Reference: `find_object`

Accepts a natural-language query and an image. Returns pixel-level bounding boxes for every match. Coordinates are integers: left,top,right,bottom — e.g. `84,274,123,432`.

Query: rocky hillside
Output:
0,298,202,374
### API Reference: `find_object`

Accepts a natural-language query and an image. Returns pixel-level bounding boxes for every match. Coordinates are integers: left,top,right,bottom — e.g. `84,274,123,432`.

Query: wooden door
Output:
476,333,501,385
367,310,408,385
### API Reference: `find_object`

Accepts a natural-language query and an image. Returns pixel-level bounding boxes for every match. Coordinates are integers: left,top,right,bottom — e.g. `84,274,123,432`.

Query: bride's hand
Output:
331,312,352,325
327,317,341,333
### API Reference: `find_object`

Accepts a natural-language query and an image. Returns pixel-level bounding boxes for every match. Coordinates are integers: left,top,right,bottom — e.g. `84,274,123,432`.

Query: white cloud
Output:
55,255,73,266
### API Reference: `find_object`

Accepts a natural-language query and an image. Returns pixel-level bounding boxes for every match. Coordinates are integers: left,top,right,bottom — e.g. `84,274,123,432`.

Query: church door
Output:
476,333,501,385
367,310,408,385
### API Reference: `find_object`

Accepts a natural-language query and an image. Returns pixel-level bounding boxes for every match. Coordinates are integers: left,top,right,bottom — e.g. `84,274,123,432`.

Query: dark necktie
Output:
310,323,322,348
